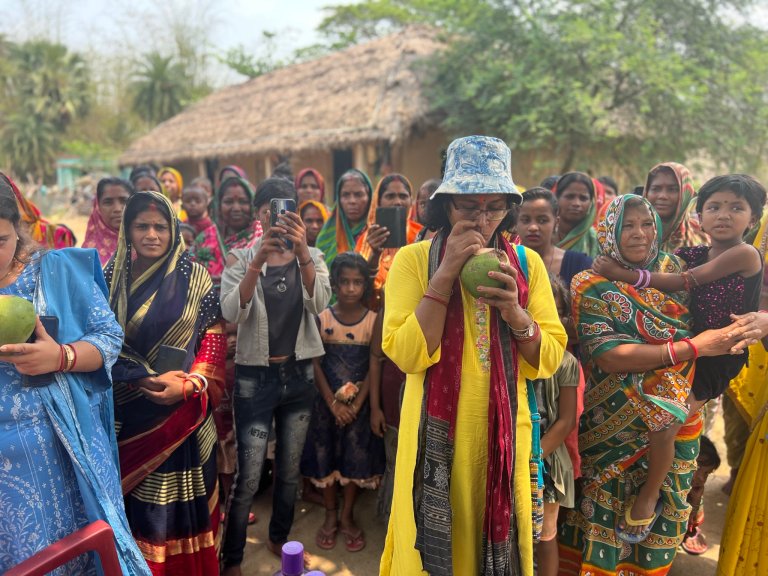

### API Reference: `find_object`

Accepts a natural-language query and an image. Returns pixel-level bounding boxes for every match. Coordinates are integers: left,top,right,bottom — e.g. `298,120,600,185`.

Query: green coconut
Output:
460,248,509,299
0,295,36,349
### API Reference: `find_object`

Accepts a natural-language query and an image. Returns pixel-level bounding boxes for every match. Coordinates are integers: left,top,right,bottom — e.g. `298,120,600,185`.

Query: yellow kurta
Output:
379,241,567,576
718,209,768,575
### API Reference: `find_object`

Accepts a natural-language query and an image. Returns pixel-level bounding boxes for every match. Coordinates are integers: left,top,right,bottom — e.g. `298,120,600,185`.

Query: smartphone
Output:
376,206,407,248
154,344,188,374
23,316,59,387
270,198,297,249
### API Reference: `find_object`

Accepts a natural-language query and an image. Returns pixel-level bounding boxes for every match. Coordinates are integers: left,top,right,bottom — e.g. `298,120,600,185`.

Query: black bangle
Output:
298,257,314,267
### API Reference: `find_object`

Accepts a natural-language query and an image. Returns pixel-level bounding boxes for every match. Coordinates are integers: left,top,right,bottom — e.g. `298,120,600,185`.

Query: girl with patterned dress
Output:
301,252,384,553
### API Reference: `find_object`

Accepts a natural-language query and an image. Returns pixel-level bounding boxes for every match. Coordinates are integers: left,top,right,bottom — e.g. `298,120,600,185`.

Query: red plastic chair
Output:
6,520,122,576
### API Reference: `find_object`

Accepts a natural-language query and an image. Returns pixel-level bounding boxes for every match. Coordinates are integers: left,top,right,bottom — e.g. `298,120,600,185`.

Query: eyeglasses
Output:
450,199,509,221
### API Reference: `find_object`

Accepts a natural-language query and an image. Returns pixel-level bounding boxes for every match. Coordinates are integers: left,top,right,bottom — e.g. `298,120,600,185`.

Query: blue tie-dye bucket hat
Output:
431,136,521,202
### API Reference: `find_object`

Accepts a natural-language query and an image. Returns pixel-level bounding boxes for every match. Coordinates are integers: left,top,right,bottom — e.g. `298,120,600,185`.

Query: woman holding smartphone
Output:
220,178,331,574
358,174,423,310
106,191,226,575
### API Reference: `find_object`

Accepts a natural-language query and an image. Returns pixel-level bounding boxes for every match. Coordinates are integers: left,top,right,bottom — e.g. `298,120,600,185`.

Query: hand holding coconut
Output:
437,221,486,281
472,260,533,331
0,315,61,375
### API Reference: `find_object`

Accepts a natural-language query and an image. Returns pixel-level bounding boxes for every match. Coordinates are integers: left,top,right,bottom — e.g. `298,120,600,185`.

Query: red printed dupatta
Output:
413,231,528,576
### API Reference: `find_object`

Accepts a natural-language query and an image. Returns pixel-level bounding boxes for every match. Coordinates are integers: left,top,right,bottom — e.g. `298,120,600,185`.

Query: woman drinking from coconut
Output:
553,172,601,257
0,180,149,574
106,191,225,575
559,195,750,576
83,177,135,265
379,136,567,576
217,175,263,251
315,169,374,268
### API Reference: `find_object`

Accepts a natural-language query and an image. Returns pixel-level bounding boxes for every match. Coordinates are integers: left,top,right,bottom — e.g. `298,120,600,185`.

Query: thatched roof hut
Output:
120,27,449,190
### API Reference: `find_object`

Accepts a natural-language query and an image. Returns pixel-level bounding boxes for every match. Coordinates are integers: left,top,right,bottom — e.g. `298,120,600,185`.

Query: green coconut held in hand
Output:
0,295,36,350
460,248,509,299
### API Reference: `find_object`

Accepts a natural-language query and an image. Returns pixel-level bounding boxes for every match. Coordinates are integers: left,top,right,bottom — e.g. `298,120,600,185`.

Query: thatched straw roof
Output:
120,27,445,166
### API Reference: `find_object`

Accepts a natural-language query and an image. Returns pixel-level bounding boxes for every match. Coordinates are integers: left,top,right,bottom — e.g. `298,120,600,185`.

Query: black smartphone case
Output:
376,207,407,248
23,316,59,387
154,344,188,374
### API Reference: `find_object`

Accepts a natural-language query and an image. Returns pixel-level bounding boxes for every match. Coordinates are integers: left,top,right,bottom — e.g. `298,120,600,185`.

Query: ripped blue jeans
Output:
221,360,316,567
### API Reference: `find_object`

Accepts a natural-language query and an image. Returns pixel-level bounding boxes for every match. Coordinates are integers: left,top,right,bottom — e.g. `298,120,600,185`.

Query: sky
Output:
0,0,348,83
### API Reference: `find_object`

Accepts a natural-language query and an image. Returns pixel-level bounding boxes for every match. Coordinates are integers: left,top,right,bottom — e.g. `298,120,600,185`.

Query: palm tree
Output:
0,110,58,181
9,40,91,131
131,52,191,126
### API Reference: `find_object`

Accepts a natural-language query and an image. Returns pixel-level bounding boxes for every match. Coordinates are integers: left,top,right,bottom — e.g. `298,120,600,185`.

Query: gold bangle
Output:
428,280,452,298
63,344,75,372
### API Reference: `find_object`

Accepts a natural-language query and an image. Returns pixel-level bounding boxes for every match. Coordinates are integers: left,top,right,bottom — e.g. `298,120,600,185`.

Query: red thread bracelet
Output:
423,293,448,307
681,337,699,359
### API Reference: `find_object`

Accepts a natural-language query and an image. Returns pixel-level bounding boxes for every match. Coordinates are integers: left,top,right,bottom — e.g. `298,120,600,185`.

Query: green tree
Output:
0,111,58,181
319,0,768,180
131,51,191,126
8,40,91,131
0,39,91,180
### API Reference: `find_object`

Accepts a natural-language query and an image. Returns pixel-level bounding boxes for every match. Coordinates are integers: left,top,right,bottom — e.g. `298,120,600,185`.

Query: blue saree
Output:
0,248,149,575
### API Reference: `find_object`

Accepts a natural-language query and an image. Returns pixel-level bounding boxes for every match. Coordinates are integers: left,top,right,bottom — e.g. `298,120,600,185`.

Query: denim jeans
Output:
221,360,316,567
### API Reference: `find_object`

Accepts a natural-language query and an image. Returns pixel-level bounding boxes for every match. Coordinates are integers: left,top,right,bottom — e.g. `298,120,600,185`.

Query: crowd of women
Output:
2,134,768,576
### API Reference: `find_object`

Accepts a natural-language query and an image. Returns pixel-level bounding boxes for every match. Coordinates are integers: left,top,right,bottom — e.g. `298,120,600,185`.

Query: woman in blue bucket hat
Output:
379,136,567,576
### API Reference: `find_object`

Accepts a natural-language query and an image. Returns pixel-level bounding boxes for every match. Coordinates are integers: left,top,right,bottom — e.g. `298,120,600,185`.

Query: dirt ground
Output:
238,418,731,576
